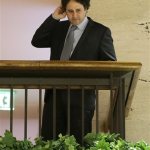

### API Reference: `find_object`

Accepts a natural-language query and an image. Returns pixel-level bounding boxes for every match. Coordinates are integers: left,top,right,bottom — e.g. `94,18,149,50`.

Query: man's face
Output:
65,0,87,25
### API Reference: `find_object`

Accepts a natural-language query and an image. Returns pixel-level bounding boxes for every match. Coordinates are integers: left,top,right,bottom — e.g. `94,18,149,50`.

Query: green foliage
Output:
0,130,150,150
0,130,33,150
84,133,150,150
0,131,79,150
33,134,79,150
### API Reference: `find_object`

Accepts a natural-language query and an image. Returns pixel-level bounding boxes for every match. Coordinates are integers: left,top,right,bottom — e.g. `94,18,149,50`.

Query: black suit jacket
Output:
32,15,117,105
32,15,116,61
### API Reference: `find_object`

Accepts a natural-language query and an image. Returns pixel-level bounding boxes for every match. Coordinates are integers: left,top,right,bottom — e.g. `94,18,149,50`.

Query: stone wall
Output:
89,0,150,143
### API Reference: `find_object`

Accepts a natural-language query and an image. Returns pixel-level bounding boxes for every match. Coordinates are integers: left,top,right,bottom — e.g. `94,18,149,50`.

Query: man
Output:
31,0,117,143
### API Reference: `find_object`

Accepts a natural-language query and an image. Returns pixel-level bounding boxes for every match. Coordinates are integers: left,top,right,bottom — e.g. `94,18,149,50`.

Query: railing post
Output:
10,88,14,133
67,86,71,135
81,86,85,145
53,86,56,139
24,88,28,139
39,88,42,136
95,86,99,133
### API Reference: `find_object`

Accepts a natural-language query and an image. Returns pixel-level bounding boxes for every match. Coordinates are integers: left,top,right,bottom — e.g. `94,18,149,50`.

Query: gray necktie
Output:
60,25,77,60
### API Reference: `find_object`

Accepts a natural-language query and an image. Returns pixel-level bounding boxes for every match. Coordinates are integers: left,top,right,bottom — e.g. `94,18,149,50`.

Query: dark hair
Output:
61,0,90,10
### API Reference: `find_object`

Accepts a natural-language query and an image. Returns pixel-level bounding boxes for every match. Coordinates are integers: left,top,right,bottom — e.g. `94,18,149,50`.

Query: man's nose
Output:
72,11,77,18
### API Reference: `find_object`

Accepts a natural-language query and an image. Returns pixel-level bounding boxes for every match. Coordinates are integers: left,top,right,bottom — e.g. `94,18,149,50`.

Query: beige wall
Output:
0,0,150,143
89,0,150,143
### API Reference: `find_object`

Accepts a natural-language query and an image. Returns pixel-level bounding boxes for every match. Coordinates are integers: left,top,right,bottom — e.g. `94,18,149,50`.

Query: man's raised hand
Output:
52,6,66,20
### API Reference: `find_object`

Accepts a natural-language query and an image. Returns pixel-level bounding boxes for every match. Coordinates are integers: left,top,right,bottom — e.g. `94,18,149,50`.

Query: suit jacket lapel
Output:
70,18,94,59
56,22,70,58
60,22,70,47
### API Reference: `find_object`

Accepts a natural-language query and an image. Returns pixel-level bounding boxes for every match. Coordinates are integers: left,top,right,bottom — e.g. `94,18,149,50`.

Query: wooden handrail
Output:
0,60,142,71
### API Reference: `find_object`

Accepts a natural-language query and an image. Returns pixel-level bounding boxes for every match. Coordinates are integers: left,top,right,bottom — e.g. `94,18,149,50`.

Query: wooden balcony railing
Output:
0,60,141,141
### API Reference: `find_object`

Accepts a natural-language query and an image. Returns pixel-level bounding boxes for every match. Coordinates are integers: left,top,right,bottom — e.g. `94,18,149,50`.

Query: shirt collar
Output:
77,17,89,31
70,17,89,31
77,17,88,30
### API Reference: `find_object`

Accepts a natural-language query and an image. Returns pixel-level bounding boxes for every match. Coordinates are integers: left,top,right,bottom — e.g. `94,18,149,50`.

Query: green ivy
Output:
84,133,150,150
0,130,150,150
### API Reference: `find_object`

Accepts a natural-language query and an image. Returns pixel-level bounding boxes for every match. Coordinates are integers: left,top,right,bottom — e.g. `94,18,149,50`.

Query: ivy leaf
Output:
95,139,110,150
134,141,150,150
65,135,79,146
2,130,16,148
